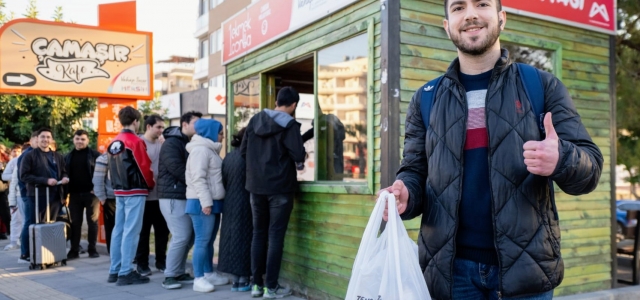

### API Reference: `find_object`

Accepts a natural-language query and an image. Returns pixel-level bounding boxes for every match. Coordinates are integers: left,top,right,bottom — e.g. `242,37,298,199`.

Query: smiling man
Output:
380,0,604,299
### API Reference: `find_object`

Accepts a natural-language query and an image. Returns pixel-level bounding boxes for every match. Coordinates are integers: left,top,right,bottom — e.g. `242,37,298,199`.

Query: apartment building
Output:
194,0,254,89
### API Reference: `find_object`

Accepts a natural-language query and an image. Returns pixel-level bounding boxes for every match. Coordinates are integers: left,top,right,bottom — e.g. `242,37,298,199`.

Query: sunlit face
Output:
146,121,165,139
182,117,200,137
73,134,89,150
444,0,505,56
38,131,53,150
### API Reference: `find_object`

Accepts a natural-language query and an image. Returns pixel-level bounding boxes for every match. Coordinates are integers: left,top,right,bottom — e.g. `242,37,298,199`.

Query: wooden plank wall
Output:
226,1,381,299
399,0,612,296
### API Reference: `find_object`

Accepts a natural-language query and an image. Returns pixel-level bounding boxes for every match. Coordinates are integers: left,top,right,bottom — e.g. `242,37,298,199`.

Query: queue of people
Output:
0,86,306,299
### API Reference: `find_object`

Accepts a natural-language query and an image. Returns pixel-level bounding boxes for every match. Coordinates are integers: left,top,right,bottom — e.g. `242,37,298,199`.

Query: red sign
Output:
502,0,615,34
222,0,358,65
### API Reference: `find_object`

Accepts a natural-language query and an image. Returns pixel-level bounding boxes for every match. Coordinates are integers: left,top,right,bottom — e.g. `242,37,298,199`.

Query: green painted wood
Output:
554,281,610,296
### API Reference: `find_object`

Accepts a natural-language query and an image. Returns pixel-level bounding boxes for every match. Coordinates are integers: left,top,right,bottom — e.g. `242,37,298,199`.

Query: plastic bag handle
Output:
385,191,405,298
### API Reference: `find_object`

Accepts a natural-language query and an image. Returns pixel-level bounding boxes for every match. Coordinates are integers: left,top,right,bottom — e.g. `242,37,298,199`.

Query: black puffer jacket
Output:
240,109,306,195
397,49,603,299
157,126,189,200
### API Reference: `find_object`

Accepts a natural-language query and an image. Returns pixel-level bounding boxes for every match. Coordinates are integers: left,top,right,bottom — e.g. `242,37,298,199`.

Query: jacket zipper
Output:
484,74,504,298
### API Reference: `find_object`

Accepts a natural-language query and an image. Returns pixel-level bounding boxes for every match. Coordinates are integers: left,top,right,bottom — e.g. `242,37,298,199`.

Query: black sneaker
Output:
0,233,7,240
116,271,150,286
162,277,182,290
137,265,152,276
107,273,118,283
175,273,194,284
67,251,79,260
88,251,100,258
17,255,30,264
155,263,166,273
78,245,86,254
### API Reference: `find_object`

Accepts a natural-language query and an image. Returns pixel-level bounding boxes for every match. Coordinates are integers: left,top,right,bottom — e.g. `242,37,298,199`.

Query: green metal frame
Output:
501,32,563,80
227,18,377,195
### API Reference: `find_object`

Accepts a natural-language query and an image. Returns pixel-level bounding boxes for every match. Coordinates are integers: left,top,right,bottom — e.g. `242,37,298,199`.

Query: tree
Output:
138,99,168,133
617,0,640,197
0,2,96,153
52,6,62,22
22,0,37,19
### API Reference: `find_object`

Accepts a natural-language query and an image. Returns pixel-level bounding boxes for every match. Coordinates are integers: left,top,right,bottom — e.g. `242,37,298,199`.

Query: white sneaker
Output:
205,272,229,286
193,277,215,293
4,243,18,251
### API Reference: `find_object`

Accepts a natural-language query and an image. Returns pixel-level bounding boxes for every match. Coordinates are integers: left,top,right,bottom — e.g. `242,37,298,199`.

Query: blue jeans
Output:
109,196,146,276
453,258,554,300
189,210,221,278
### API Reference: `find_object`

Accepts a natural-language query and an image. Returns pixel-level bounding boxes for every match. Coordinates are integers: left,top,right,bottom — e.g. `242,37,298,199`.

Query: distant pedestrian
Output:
185,119,226,293
19,128,69,263
158,111,202,290
65,129,101,259
218,128,252,292
0,143,10,240
106,106,155,286
92,152,115,254
3,144,24,251
241,86,306,298
135,114,170,276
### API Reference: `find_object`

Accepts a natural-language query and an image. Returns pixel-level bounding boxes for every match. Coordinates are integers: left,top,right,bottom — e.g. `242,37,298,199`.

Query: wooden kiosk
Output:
221,0,617,298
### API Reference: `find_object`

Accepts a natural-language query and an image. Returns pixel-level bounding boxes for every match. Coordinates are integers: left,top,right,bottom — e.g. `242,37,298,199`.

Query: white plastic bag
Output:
345,191,431,300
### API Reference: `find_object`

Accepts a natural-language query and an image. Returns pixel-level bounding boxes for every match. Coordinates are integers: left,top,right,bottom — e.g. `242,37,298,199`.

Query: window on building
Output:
199,0,209,16
232,75,260,131
200,39,209,59
211,0,224,9
503,44,554,73
315,34,368,182
209,75,226,88
210,31,217,54
217,30,223,54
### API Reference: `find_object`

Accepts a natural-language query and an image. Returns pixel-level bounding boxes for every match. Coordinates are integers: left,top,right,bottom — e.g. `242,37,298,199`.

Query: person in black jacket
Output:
64,129,101,259
381,1,604,299
218,128,252,292
240,87,305,298
158,111,202,290
18,127,69,263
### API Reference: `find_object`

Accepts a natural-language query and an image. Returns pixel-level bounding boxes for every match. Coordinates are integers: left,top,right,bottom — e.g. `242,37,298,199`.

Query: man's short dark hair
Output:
118,106,141,126
144,114,164,128
31,131,39,138
36,127,53,137
12,144,22,150
180,111,203,126
276,86,300,107
444,0,502,19
74,129,89,137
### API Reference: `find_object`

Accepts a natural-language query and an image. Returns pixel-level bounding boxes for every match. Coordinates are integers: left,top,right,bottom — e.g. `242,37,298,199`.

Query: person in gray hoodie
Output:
185,118,226,293
240,86,305,298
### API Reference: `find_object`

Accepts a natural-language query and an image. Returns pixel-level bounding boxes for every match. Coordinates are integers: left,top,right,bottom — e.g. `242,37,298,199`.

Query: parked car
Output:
617,200,638,241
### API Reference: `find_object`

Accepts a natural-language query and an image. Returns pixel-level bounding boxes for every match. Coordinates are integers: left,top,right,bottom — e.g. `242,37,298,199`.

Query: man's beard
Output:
450,21,500,56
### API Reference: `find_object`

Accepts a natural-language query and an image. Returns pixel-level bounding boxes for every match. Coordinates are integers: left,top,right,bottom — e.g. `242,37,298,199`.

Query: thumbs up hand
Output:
523,113,560,176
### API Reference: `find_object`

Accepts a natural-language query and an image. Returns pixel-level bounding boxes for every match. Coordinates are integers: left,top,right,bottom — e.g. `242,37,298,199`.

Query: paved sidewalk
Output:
0,239,303,300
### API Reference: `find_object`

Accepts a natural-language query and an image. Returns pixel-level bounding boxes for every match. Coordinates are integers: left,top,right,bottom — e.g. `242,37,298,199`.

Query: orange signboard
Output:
0,19,153,99
97,98,138,135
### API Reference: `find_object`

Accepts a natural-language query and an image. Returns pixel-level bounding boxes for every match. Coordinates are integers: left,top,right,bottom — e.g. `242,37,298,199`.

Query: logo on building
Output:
589,2,609,22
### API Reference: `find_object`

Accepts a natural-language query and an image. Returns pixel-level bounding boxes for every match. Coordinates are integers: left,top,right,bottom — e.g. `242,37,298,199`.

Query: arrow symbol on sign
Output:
7,74,35,85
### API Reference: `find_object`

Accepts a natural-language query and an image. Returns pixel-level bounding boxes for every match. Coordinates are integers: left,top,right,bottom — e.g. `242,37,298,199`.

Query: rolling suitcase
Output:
29,186,67,270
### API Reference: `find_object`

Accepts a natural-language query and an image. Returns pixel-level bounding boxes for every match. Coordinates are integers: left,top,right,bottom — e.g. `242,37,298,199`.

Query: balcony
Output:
194,12,209,38
193,57,209,80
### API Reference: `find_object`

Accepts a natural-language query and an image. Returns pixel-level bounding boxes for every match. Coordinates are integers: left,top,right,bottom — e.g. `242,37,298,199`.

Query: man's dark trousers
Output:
69,192,100,253
102,198,116,254
250,193,294,289
135,200,169,269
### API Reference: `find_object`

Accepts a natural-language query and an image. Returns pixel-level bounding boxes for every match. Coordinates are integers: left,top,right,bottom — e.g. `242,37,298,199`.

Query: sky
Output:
3,0,198,64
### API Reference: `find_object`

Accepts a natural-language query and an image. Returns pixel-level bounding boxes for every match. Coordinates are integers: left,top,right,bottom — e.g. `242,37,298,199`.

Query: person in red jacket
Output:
105,106,155,286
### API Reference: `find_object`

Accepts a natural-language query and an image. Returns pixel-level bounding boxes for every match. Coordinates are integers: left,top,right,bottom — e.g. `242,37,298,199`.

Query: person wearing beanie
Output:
185,118,227,293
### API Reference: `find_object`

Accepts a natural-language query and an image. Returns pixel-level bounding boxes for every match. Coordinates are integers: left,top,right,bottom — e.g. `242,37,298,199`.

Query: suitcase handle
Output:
34,185,51,224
